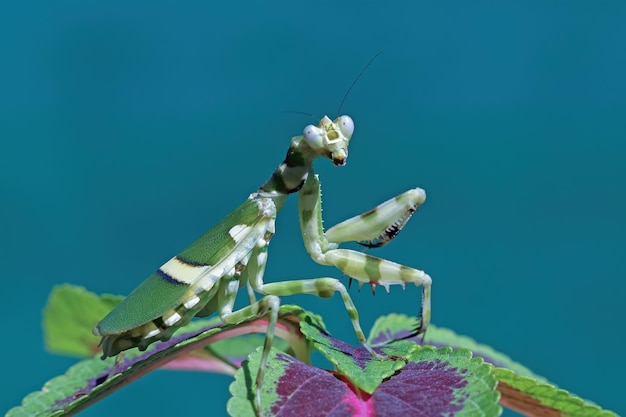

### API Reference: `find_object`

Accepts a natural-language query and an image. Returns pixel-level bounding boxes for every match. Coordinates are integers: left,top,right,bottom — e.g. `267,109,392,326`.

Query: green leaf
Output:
228,340,502,416
405,346,501,417
494,368,618,417
226,309,325,417
12,282,314,417
22,287,617,417
368,314,618,416
369,313,544,380
227,347,284,417
9,312,307,417
8,322,225,417
6,355,114,417
299,314,412,393
43,285,123,357
297,312,501,415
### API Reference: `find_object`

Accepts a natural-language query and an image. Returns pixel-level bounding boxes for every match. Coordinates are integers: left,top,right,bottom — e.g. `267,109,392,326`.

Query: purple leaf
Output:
229,346,500,417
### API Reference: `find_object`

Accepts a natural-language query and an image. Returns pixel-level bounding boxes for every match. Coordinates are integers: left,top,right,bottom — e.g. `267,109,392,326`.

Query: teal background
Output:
1,2,624,416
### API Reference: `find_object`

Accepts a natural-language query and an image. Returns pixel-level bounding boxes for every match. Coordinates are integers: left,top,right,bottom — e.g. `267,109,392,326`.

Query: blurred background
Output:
1,2,624,416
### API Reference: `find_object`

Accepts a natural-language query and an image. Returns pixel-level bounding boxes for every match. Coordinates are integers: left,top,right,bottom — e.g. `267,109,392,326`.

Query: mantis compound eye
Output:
303,124,325,150
337,115,354,139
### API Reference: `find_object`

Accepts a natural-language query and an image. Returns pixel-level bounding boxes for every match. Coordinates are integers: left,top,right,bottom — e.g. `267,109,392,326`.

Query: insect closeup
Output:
94,104,432,416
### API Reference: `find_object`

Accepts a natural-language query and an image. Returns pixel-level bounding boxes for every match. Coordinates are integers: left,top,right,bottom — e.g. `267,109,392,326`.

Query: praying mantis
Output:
93,109,432,415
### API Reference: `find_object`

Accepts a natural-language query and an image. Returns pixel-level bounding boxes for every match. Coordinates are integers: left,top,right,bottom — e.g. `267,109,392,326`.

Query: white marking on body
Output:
256,198,276,218
164,312,182,326
184,296,200,309
144,329,160,339
227,279,239,292
257,251,268,266
229,224,251,242
209,268,225,281
160,257,210,285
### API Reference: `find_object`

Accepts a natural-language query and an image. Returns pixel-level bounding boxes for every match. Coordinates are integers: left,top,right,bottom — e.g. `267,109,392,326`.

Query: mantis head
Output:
303,115,354,166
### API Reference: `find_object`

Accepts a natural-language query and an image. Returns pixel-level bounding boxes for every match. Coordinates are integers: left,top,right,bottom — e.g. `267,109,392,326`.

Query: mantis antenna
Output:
283,51,382,122
336,51,383,116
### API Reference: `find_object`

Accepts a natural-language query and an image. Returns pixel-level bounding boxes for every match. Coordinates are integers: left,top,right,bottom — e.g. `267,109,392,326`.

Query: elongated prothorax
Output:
259,115,354,195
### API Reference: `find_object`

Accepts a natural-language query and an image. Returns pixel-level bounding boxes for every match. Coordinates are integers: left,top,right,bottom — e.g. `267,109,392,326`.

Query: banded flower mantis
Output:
94,114,432,415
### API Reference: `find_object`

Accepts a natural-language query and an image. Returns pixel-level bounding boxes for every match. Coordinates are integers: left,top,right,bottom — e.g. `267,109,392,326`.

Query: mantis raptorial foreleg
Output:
249,171,431,388
298,172,432,336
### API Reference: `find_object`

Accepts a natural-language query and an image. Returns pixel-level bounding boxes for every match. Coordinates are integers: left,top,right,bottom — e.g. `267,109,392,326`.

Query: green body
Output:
96,198,267,335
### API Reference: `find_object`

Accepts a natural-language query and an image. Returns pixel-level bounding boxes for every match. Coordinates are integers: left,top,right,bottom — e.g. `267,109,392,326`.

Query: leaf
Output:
7,322,224,417
227,347,283,417
390,347,501,417
43,285,123,357
17,286,619,417
367,314,618,417
494,368,618,417
369,313,544,380
299,315,413,393
228,345,501,417
10,288,312,417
